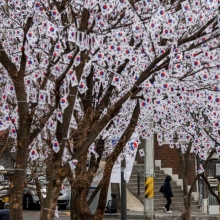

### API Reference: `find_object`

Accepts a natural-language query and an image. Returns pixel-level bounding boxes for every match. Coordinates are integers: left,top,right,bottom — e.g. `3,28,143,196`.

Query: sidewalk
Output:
103,189,219,219
104,210,219,219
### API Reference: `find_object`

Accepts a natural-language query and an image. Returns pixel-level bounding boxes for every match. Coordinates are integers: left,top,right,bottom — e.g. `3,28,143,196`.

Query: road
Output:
23,210,135,220
23,210,70,220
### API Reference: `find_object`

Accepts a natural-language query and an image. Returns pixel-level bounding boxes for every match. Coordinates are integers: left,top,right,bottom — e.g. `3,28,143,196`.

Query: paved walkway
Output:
103,189,219,219
104,210,219,219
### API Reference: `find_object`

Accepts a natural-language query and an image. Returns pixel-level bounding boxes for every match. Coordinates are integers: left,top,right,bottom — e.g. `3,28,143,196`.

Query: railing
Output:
132,167,144,197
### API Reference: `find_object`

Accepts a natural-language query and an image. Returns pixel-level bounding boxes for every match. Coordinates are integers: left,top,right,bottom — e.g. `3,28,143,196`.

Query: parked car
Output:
0,167,10,209
0,179,9,209
23,176,69,210
0,171,69,210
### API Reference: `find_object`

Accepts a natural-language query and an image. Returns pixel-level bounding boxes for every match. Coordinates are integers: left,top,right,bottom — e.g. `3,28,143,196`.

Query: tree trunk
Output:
69,152,93,220
9,80,32,220
39,160,66,220
181,175,192,220
9,141,29,220
70,187,92,220
179,151,214,220
180,143,192,220
111,183,121,213
93,101,140,220
39,184,61,220
70,190,80,220
93,161,114,220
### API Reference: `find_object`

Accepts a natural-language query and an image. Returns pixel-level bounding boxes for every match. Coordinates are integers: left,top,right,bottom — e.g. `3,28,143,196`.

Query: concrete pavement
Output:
104,210,219,219
103,189,219,219
23,209,219,220
23,189,219,219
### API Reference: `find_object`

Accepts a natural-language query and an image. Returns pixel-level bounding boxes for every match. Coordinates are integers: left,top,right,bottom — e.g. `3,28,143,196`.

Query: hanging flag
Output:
198,164,204,174
0,117,7,131
1,103,10,115
129,141,138,151
26,27,38,46
46,21,58,38
60,97,69,112
69,114,78,129
199,151,206,160
51,7,60,20
69,159,78,170
191,59,201,70
56,109,63,123
52,138,60,153
95,67,107,82
68,26,76,43
47,119,57,132
38,90,46,105
111,73,125,90
9,126,17,139
55,206,59,218
156,6,166,21
181,1,191,12
185,12,195,26
67,70,78,87
139,149,145,157
62,147,71,162
29,148,39,161
63,52,74,64
78,81,88,94
148,17,161,33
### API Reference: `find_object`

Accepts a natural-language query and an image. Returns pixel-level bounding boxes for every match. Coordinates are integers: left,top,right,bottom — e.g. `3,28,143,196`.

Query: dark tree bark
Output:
9,71,33,219
93,101,140,220
68,138,105,220
180,143,192,220
39,86,78,220
179,147,215,220
111,183,121,213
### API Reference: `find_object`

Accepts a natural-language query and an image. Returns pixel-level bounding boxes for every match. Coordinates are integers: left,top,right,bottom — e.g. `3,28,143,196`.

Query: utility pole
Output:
144,136,154,219
121,157,127,220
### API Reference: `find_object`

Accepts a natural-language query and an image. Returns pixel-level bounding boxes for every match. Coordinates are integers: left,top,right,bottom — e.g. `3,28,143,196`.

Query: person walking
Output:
162,175,173,214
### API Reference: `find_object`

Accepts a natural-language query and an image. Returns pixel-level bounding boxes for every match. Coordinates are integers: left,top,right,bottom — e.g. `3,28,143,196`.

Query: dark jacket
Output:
0,209,9,220
163,175,173,198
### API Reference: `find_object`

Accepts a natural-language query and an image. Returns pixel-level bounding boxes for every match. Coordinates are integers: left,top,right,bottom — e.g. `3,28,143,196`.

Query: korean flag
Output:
156,6,166,21
29,148,39,161
69,159,78,170
129,141,138,151
56,109,63,123
38,90,47,105
46,21,58,39
181,1,191,12
52,138,60,153
111,73,124,90
78,81,88,94
68,26,76,43
185,12,195,26
139,149,145,157
198,164,204,174
60,97,69,112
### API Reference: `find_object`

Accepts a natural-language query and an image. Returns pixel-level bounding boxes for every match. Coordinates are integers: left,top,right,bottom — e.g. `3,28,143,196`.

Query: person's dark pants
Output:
165,196,172,211
0,209,9,220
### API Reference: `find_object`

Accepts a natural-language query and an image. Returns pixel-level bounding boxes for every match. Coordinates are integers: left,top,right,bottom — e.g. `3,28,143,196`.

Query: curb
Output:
104,213,146,219
104,213,219,220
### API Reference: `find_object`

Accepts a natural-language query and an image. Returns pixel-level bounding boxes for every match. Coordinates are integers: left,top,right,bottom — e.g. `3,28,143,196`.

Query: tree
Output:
153,96,220,220
0,0,220,220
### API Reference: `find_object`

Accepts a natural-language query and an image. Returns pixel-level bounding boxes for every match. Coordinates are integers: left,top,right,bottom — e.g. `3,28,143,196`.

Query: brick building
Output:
137,136,197,188
135,136,219,214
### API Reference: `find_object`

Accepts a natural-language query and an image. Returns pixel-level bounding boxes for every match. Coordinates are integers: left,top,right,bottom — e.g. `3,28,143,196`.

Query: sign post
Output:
144,136,154,219
121,157,127,220
213,161,220,217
